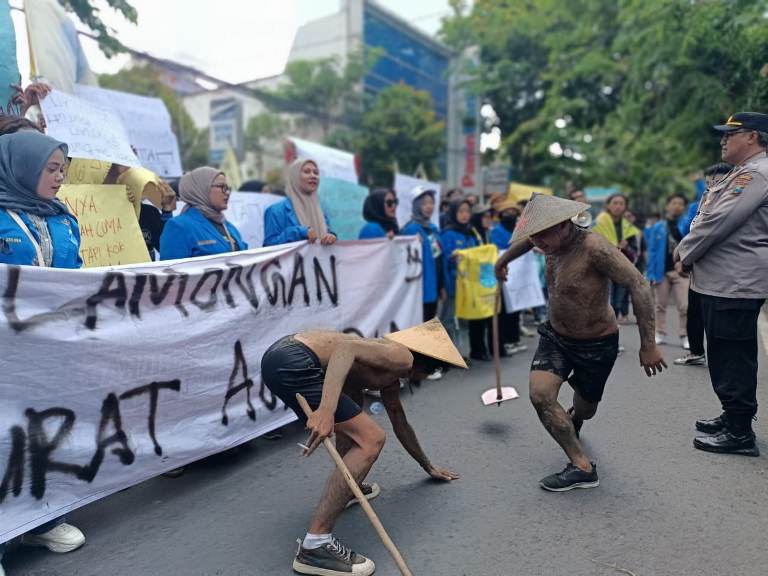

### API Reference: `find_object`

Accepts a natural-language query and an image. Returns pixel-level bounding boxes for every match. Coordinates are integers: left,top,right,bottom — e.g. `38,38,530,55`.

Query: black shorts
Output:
261,336,362,424
531,322,619,403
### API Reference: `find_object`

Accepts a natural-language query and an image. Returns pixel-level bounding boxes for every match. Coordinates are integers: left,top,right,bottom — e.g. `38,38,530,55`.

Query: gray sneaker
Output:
345,482,381,509
293,536,375,575
540,463,599,492
674,353,706,366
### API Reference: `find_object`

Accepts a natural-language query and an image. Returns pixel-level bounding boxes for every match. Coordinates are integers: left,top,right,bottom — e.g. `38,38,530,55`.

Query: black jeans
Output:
687,288,705,356
700,294,765,429
499,298,520,344
423,302,438,322
469,318,493,358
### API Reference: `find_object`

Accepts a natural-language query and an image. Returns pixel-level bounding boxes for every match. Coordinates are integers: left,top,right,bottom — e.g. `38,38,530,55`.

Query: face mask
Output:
501,214,517,229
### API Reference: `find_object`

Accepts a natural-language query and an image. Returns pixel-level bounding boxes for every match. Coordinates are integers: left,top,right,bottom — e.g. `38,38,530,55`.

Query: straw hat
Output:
471,202,492,215
511,193,590,243
494,200,520,215
385,318,467,369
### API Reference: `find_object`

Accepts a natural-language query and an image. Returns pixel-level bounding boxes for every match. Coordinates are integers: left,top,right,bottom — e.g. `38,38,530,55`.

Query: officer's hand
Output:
639,345,667,377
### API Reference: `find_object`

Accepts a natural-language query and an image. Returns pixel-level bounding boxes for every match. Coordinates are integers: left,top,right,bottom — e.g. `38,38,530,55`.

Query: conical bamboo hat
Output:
385,318,468,369
511,193,591,243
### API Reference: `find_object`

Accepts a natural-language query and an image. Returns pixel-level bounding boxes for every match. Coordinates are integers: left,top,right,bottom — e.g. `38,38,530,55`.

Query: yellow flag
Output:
219,146,242,191
58,185,150,268
507,182,553,203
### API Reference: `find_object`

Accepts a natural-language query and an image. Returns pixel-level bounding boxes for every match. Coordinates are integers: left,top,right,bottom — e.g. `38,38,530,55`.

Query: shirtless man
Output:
495,194,666,492
260,319,465,576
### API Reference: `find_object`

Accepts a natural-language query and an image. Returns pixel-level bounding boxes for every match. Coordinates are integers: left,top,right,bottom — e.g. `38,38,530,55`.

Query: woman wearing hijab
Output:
440,198,477,351
359,188,399,239
159,167,247,260
402,187,444,321
0,130,86,571
263,158,335,247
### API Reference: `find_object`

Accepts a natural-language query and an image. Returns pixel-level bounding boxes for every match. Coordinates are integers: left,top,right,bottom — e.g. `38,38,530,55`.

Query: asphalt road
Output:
6,315,768,576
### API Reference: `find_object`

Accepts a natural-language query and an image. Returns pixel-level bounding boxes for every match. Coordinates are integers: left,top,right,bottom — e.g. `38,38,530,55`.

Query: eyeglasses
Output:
384,199,399,207
211,183,231,194
722,129,753,140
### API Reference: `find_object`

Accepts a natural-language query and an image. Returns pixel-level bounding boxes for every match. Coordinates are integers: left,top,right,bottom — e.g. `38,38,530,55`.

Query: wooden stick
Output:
295,394,414,576
491,286,503,402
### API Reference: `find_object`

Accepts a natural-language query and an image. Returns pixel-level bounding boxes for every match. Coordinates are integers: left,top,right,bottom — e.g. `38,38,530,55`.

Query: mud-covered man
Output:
495,194,666,492
260,319,465,576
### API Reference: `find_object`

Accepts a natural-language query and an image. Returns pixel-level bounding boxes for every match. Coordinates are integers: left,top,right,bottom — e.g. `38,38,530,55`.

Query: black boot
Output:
694,415,759,457
695,413,728,434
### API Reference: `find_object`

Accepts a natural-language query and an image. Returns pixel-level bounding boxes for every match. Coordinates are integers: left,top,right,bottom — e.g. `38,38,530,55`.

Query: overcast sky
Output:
12,0,459,85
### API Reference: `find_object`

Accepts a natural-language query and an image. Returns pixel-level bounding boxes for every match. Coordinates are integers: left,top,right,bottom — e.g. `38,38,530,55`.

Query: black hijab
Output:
362,188,399,234
443,199,473,236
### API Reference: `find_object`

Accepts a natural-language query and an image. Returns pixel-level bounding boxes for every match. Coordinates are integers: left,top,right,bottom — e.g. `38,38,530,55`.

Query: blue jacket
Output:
681,178,706,236
402,221,442,303
159,206,247,261
263,198,333,246
441,229,477,297
645,218,686,283
490,224,513,252
0,208,81,268
358,222,388,239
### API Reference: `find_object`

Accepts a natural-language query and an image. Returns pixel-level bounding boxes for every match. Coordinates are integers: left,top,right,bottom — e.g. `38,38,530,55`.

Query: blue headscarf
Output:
0,131,70,216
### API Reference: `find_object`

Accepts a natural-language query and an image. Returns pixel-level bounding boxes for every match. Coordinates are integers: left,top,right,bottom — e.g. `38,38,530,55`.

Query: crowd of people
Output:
0,86,766,576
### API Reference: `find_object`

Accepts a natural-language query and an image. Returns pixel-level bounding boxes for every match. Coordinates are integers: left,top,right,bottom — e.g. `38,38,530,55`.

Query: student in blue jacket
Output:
402,187,445,321
646,192,689,349
0,130,86,569
159,167,247,260
359,188,399,239
263,158,336,247
440,198,476,349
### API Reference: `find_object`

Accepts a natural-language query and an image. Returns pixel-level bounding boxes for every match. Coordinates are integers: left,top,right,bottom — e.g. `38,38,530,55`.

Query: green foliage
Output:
99,65,207,170
441,0,768,209
359,84,445,187
58,0,137,58
244,113,288,174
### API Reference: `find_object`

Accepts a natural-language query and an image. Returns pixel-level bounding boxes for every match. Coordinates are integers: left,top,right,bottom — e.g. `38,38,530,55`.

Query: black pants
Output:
687,288,705,356
469,318,493,358
423,302,438,322
700,294,765,429
499,298,520,344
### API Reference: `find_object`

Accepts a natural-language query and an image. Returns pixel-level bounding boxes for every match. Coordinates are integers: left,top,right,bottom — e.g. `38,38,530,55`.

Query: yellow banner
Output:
58,185,150,268
507,182,553,203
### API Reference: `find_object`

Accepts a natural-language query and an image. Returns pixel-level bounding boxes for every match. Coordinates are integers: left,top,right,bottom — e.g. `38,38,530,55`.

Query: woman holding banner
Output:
263,158,336,247
159,167,247,260
358,188,399,239
0,130,85,572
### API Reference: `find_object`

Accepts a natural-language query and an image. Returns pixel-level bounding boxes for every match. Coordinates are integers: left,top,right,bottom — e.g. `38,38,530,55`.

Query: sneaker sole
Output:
539,479,599,492
22,536,85,554
345,483,381,509
693,439,760,457
293,558,375,576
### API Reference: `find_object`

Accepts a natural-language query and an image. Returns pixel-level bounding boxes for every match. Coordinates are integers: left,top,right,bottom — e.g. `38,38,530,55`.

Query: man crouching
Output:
260,318,466,576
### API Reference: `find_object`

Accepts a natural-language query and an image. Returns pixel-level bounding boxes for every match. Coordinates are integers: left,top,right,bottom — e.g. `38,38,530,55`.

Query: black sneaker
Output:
540,463,599,492
293,536,375,576
695,414,728,434
693,431,760,457
566,407,583,438
344,482,381,509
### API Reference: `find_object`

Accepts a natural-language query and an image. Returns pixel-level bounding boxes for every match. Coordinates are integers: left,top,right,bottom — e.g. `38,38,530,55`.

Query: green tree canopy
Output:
59,0,137,57
441,0,768,208
99,64,208,169
359,84,445,186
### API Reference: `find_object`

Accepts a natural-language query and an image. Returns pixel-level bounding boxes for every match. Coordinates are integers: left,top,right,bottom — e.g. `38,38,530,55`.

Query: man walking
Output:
496,194,666,492
677,112,768,456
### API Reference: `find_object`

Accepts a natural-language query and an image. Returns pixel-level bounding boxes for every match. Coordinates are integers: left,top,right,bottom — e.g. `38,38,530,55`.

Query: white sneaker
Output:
0,559,6,576
23,523,85,553
681,336,690,350
655,333,667,345
520,326,536,338
426,368,443,381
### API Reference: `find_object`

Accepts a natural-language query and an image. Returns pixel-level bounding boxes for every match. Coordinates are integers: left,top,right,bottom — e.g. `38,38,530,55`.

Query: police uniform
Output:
677,112,768,456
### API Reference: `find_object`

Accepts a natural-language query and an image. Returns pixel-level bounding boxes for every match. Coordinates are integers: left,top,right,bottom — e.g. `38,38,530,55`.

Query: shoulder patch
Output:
733,174,753,187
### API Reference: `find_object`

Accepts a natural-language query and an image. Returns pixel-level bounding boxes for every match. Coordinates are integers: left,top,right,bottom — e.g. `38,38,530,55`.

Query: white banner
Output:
224,193,284,248
75,85,184,178
41,90,141,168
503,251,545,312
0,239,422,543
394,173,441,230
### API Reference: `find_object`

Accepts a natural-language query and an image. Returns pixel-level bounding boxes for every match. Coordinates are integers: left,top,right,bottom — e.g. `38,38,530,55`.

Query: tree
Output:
440,0,768,207
99,64,207,169
359,84,445,187
244,112,288,176
59,0,137,57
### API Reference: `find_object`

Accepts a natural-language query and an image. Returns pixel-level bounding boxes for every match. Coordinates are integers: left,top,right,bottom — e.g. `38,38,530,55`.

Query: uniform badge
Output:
731,173,753,194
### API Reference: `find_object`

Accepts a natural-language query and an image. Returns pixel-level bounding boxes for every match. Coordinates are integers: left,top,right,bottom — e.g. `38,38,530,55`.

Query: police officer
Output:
676,112,768,456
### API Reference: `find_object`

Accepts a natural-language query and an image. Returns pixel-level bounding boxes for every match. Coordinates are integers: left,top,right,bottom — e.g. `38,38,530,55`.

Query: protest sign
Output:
65,158,111,185
224,193,284,248
57,185,151,267
394,173,441,230
502,250,545,312
507,182,553,203
41,90,140,168
0,237,422,542
320,177,369,240
75,85,183,178
290,137,358,184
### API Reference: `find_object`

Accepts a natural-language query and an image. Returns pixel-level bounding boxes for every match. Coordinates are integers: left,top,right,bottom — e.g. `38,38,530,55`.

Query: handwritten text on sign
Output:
0,238,422,542
58,185,150,267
